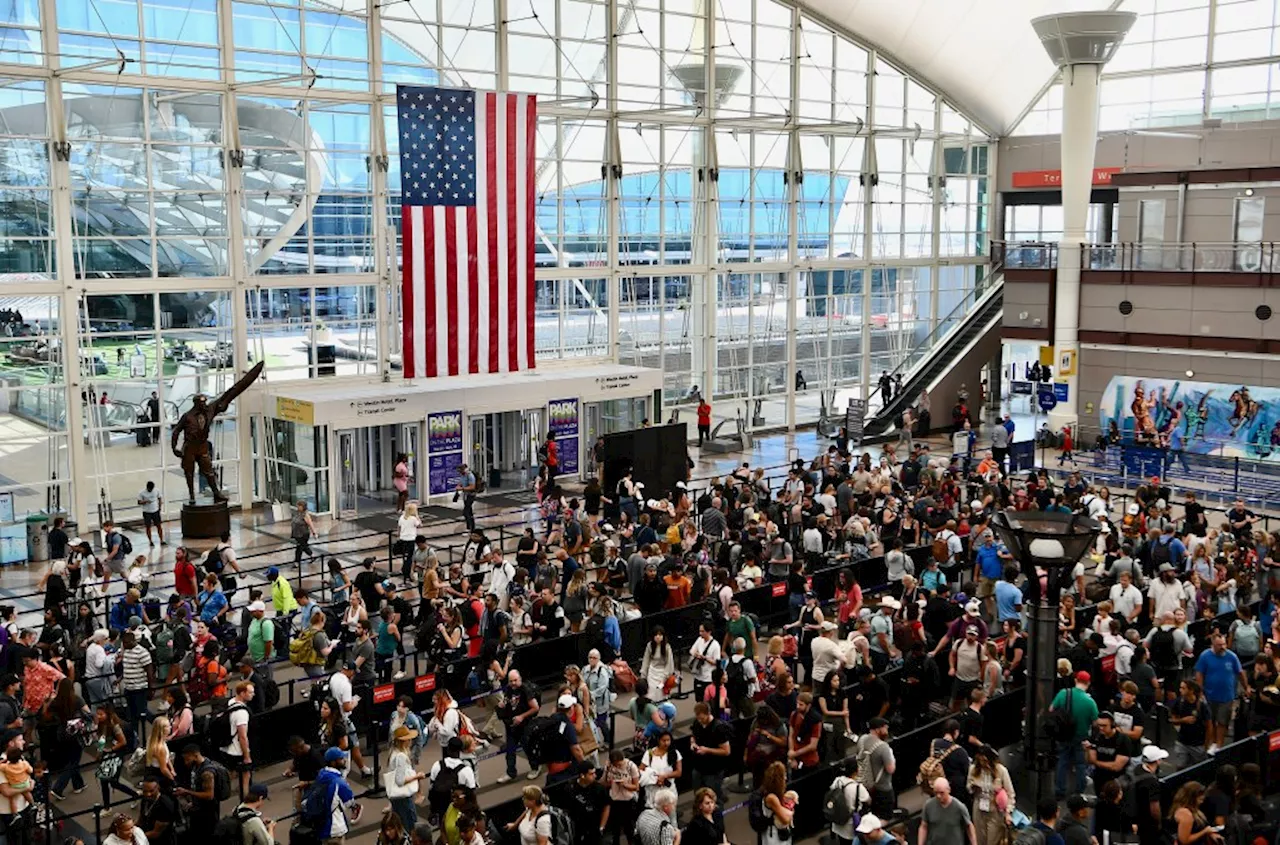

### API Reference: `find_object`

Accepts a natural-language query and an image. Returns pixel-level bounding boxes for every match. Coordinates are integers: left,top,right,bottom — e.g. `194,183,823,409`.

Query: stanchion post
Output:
369,721,383,796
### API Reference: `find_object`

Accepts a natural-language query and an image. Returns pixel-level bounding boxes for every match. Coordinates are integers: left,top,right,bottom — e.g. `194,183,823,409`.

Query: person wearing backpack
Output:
824,763,871,845
302,748,358,843
215,681,255,799
176,744,228,845
427,738,476,823
506,784,573,845
1143,611,1192,702
919,720,969,803
1049,671,1098,801
218,782,273,845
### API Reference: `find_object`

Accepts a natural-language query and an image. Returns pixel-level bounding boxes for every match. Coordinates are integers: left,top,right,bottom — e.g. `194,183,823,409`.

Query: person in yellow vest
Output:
266,567,298,616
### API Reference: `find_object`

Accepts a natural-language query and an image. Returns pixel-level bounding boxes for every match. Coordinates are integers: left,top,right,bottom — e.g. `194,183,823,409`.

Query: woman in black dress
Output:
680,788,728,845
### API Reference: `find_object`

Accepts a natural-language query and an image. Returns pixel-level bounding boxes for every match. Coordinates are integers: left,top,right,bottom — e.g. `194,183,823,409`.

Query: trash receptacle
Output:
26,514,48,563
488,468,501,490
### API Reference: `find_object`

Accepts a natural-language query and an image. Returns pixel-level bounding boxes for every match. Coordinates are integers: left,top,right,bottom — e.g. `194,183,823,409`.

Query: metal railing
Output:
990,239,1280,275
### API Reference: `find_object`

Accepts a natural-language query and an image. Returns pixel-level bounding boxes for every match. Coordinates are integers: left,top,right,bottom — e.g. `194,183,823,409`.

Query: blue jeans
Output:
504,725,524,778
390,797,417,829
51,744,85,795
1055,740,1088,799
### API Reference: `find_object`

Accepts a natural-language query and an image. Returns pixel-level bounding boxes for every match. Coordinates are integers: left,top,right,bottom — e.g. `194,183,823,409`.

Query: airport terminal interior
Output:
2,0,1280,843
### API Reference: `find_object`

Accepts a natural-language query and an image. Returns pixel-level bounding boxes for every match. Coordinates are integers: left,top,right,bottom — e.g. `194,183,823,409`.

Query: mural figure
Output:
1228,387,1260,434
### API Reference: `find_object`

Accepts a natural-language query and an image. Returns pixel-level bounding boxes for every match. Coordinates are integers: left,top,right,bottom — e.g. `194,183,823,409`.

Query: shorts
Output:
216,749,251,772
952,678,979,702
1207,699,1234,726
107,556,129,576
977,577,996,599
142,511,161,527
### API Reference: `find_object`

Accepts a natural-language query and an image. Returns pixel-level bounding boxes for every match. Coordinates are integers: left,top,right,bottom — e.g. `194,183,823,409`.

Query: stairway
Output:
864,276,1004,436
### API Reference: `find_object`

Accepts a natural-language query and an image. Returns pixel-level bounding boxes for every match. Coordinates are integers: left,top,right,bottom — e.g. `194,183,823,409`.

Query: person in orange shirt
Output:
976,454,998,477
663,563,692,609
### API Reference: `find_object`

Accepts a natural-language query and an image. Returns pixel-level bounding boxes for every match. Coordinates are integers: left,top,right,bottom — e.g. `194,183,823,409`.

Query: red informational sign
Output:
1269,729,1280,752
1011,167,1122,188
771,582,786,598
415,674,437,694
373,684,395,704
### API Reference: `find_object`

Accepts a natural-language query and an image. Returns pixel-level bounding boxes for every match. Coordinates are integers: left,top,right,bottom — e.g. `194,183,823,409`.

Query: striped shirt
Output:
121,645,152,691
635,808,676,845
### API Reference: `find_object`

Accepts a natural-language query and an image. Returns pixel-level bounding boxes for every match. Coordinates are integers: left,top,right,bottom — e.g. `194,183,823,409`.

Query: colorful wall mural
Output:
1099,376,1280,459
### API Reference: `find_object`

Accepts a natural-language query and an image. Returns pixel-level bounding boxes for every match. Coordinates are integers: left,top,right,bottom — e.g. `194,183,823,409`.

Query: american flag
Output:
398,85,536,378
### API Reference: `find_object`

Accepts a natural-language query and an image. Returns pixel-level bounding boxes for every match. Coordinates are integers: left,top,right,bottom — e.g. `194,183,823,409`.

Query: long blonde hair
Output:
146,716,171,766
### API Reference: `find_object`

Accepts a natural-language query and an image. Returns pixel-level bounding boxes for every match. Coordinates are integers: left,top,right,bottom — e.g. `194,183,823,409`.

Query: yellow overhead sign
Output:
1039,345,1054,367
275,397,315,426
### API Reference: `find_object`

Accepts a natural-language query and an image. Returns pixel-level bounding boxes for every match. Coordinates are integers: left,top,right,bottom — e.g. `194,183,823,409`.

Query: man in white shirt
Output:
83,629,114,705
428,737,477,796
1109,571,1144,625
137,481,167,547
327,661,373,777
689,623,721,701
487,556,516,612
219,681,255,798
811,621,847,686
1148,563,1186,620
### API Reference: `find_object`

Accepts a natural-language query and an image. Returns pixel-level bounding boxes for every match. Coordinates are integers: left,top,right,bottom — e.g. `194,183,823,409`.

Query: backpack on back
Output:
428,759,464,808
1148,627,1178,670
748,791,771,833
460,599,480,630
1151,538,1173,568
290,627,322,666
931,535,949,563
212,807,257,845
725,656,752,702
917,741,960,795
1012,827,1046,845
854,737,884,785
208,703,247,750
300,778,331,822
118,534,133,557
201,758,233,802
204,546,225,575
822,776,866,826
524,716,568,766
537,806,575,845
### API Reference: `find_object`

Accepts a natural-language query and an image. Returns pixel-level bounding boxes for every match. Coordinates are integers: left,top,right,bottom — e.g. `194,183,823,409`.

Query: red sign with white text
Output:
373,684,395,704
771,582,786,598
1011,167,1122,188
415,674,437,694
1269,729,1280,752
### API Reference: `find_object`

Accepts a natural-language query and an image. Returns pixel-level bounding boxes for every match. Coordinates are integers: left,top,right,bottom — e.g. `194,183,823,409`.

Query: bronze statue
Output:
172,361,264,504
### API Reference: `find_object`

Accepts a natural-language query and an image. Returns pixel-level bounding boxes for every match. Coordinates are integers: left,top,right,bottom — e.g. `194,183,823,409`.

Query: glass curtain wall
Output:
0,0,999,523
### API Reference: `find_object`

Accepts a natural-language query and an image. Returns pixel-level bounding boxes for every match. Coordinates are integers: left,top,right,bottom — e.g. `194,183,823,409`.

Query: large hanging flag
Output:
398,85,536,378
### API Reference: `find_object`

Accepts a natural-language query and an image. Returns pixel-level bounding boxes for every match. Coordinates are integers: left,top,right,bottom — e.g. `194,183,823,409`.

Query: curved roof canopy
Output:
797,0,1115,135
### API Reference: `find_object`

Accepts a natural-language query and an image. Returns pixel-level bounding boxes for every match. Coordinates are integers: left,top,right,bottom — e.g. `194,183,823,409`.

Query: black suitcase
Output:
289,823,321,845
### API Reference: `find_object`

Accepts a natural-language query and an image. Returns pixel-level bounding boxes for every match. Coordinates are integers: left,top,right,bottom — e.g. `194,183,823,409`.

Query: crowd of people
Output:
1,422,1278,845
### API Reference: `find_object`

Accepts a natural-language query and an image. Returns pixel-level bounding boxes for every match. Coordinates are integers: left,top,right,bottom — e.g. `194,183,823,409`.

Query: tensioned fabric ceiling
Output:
796,0,1116,136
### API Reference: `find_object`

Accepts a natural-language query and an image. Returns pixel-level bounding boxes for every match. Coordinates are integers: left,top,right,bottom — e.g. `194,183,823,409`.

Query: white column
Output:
1048,63,1102,432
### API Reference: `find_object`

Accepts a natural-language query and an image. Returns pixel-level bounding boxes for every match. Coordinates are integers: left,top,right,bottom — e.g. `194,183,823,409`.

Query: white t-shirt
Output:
1149,578,1184,619
329,672,356,721
518,810,553,845
429,757,477,790
1109,583,1143,621
397,515,422,543
828,776,871,840
138,489,160,514
223,703,251,756
640,748,682,805
689,636,721,683
811,635,845,683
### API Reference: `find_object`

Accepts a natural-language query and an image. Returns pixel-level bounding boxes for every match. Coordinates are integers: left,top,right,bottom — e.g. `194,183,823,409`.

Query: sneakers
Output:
361,766,373,777
844,730,859,742
1207,744,1220,755
351,804,364,824
49,791,64,802
393,671,406,681
526,766,543,781
496,775,514,784
73,786,86,794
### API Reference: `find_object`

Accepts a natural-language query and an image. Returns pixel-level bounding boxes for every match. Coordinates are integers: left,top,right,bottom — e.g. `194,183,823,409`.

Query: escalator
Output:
863,276,1004,436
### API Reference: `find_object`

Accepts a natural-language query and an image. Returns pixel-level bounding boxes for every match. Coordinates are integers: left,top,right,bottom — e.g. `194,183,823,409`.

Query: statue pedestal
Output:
181,501,230,539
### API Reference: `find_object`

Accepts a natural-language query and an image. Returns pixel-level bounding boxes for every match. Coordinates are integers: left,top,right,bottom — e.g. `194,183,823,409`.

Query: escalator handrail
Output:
866,273,1005,417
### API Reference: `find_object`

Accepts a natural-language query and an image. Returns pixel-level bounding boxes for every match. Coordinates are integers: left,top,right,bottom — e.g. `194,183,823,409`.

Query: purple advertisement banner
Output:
548,397,579,476
427,410,464,495
428,453,465,496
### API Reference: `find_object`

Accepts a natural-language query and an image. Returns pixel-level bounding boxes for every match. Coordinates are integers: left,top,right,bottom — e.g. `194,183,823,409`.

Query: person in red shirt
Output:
173,547,198,597
696,400,712,445
1057,425,1077,467
787,692,822,770
543,433,559,479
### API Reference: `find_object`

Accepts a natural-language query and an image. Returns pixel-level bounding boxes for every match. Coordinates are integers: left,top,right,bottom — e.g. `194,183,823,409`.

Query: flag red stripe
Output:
444,210,459,377
424,208,438,378
466,207,478,375
486,92,500,374
401,206,415,379
506,94,519,373
525,95,536,369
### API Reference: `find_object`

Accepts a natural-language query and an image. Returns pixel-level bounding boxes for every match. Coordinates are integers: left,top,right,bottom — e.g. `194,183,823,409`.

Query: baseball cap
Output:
964,600,981,615
1157,562,1175,573
127,616,142,628
324,747,347,764
343,659,358,671
382,579,395,590
804,591,817,600
557,694,577,709
247,783,269,799
1075,671,1091,684
965,624,979,636
1141,746,1169,763
1127,503,1139,516
248,600,266,613
856,815,882,835
820,621,838,632
604,540,616,548
1067,795,1093,813
266,567,279,579
867,717,889,731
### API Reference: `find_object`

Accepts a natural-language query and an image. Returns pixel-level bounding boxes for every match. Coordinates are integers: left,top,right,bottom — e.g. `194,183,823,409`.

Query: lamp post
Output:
990,509,1101,801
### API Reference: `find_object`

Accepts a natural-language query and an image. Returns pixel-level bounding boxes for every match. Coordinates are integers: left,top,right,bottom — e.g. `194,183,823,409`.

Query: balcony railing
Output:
990,239,1280,274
